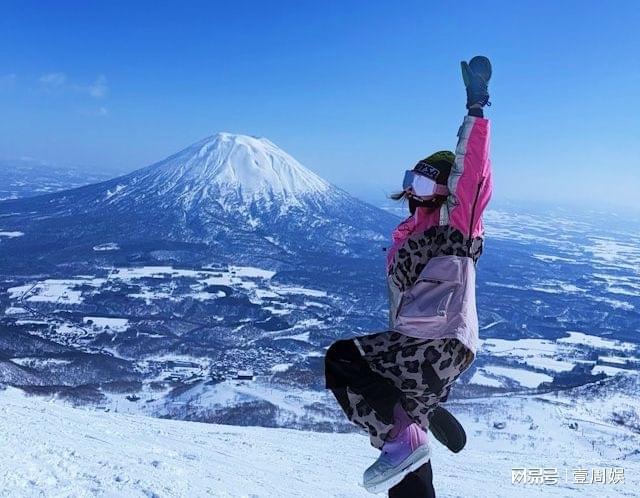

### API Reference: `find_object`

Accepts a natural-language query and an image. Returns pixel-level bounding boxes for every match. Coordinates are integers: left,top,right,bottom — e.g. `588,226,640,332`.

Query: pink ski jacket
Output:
386,116,493,356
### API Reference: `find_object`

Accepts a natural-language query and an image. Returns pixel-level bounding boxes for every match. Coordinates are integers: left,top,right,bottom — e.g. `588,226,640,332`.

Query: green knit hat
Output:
413,150,455,185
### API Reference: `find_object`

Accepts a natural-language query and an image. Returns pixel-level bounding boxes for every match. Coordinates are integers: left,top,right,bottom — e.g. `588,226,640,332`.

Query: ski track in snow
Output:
1,387,639,497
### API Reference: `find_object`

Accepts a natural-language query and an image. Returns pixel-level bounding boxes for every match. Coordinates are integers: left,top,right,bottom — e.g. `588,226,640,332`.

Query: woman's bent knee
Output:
324,339,360,389
326,339,359,363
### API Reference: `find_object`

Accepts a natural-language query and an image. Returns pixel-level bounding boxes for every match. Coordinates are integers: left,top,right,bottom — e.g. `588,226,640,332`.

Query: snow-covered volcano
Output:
0,133,397,271
128,133,332,213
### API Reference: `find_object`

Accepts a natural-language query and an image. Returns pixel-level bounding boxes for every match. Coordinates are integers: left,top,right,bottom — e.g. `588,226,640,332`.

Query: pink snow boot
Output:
363,405,431,494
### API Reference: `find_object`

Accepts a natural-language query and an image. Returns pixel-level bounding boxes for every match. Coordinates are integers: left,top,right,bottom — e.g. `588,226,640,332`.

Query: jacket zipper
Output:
467,177,484,251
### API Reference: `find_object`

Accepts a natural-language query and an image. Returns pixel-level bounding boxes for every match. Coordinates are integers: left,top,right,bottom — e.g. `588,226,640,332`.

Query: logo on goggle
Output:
415,162,439,180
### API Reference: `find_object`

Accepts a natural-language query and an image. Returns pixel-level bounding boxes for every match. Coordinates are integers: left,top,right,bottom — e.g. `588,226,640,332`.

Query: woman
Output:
325,56,493,494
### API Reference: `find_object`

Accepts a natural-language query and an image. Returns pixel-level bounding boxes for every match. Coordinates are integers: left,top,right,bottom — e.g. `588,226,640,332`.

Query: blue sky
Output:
1,0,639,208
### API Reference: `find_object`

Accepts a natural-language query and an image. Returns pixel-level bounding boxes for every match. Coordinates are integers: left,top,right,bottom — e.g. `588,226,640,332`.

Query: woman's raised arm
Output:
446,57,493,242
447,115,492,240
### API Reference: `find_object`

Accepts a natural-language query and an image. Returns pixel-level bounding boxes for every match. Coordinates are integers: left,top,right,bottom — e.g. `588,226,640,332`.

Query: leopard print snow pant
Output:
325,331,473,449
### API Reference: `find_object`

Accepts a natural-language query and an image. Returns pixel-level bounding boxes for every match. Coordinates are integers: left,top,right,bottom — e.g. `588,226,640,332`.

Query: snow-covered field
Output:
7,264,327,314
1,380,639,498
0,229,24,238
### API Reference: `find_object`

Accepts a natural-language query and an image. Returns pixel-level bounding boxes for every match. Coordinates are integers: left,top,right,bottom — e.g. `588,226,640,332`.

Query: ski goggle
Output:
402,170,449,197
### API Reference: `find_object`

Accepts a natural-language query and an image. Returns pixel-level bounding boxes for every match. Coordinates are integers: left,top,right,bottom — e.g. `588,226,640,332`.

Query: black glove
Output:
461,55,492,108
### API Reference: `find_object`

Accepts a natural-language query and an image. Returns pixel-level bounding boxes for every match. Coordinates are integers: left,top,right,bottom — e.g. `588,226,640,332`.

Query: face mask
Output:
402,170,449,198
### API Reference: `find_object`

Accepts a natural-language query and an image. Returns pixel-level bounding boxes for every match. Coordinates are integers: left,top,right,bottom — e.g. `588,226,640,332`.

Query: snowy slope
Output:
1,384,638,497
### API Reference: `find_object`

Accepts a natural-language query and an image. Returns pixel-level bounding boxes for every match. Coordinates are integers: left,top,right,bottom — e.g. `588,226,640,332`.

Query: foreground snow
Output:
0,386,638,497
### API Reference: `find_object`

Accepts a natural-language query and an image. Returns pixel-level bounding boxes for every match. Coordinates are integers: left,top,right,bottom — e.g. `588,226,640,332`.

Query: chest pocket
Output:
395,256,462,329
